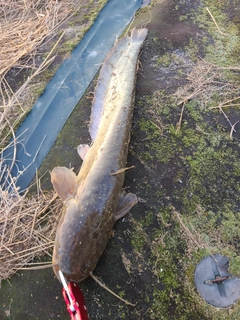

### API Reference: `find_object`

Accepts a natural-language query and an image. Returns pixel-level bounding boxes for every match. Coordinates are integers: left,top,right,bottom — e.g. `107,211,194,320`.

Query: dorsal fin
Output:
50,167,77,201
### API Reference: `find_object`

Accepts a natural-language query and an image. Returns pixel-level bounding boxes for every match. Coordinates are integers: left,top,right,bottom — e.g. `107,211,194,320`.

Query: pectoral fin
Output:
77,144,90,160
114,193,138,221
51,167,77,201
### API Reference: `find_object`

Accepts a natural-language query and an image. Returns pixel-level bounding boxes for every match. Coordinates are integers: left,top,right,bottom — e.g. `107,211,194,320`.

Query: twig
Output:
230,121,239,140
206,7,229,36
200,57,240,70
13,263,56,271
89,272,136,306
172,208,203,249
150,120,163,132
218,105,236,134
110,165,135,176
176,64,213,106
176,103,185,133
209,96,240,109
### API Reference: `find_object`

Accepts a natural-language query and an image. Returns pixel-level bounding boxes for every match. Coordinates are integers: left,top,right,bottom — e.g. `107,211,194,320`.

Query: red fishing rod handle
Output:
62,281,89,320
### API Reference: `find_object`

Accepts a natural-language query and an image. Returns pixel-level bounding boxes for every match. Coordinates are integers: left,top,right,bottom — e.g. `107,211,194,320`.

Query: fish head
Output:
52,194,112,283
51,166,115,282
52,198,91,282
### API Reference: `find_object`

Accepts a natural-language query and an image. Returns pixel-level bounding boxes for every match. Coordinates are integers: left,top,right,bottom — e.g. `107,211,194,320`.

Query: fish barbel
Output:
51,28,148,282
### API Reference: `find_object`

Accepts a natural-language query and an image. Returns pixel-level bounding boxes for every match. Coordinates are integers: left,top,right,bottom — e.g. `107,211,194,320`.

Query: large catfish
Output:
51,28,148,282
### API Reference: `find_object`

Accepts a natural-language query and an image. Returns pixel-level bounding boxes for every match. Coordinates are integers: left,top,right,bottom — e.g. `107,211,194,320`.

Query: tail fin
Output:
131,27,148,43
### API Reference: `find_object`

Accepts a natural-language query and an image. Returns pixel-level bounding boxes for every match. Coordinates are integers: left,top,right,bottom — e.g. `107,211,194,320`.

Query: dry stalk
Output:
110,165,135,176
89,272,136,306
172,207,204,250
206,7,229,37
176,102,185,133
217,105,237,138
229,121,239,140
209,96,240,110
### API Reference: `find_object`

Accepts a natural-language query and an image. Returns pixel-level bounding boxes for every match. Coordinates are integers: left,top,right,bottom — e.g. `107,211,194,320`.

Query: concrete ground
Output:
1,0,240,319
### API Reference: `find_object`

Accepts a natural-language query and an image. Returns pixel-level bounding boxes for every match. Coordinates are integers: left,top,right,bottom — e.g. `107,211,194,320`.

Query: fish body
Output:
51,28,148,282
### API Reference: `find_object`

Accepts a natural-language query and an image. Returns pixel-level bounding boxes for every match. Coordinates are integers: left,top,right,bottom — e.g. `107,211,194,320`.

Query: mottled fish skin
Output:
51,28,148,282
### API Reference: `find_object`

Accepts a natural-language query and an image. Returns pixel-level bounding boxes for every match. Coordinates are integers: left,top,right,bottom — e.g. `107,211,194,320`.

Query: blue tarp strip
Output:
1,0,142,192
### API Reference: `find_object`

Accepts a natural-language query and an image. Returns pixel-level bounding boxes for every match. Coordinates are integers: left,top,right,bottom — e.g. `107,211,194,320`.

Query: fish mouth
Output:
52,263,61,281
61,270,89,283
52,261,87,283
52,263,72,282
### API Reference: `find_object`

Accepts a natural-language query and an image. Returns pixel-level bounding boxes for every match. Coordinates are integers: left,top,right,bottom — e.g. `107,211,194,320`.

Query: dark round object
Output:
194,254,240,308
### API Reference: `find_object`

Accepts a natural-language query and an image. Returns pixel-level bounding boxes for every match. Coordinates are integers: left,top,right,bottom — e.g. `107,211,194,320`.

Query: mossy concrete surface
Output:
1,0,240,319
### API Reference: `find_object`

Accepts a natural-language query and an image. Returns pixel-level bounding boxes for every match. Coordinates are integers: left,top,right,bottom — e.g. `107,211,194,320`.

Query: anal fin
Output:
115,193,138,221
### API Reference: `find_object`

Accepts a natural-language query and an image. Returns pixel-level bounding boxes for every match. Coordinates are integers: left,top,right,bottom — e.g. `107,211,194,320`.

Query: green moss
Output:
131,6,240,310
179,14,189,21
192,1,240,67
147,207,208,319
140,210,155,228
32,84,45,97
130,225,147,252
185,38,199,61
157,53,172,67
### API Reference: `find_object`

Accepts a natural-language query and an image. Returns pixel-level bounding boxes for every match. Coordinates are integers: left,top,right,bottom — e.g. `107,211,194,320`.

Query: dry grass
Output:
0,0,74,76
175,59,240,136
0,0,88,282
176,59,240,109
0,182,61,282
0,0,77,148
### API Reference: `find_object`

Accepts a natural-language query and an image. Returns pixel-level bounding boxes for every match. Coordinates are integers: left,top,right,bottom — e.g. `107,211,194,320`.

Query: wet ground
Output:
1,0,240,319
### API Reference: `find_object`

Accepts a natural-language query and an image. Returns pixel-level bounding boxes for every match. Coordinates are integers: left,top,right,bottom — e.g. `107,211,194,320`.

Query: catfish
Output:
51,28,148,282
